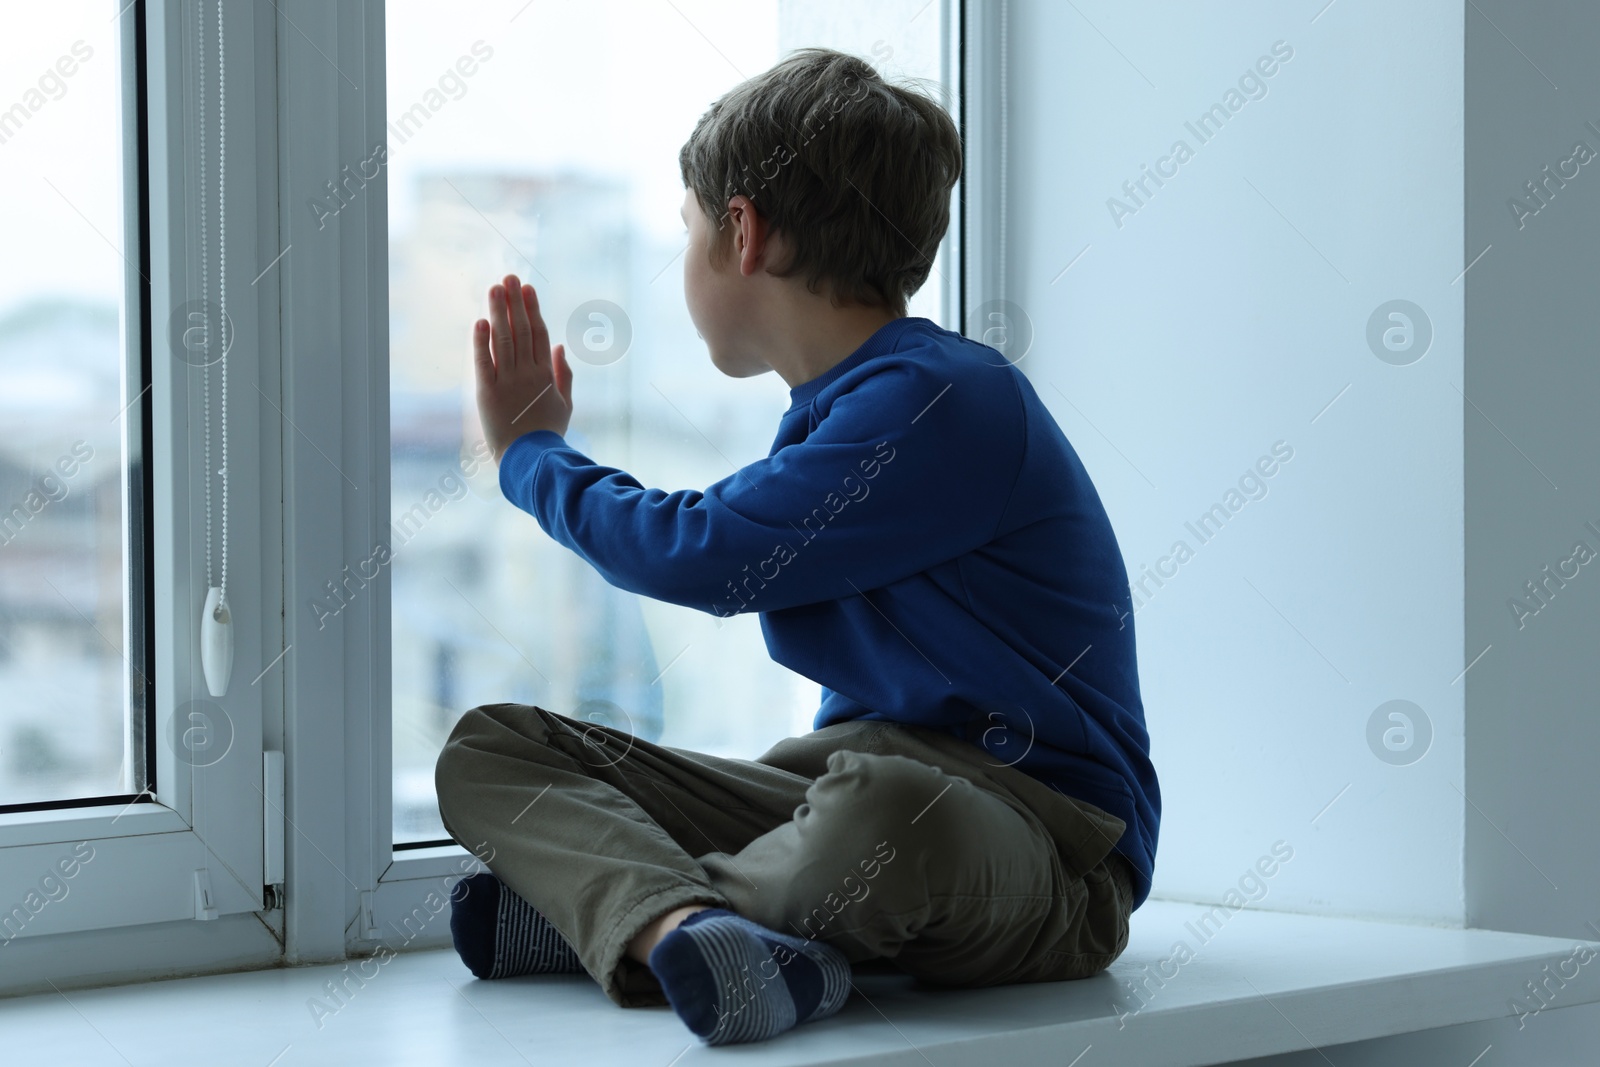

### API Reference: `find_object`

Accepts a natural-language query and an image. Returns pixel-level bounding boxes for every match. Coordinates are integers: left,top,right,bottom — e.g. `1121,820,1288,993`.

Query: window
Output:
0,2,142,810
0,0,961,988
384,0,957,845
0,1,270,986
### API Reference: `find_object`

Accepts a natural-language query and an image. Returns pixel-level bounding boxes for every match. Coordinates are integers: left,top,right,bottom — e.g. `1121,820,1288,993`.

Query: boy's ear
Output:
727,194,771,278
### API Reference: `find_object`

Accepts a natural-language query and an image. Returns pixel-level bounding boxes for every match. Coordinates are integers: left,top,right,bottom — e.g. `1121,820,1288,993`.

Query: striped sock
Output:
448,873,585,979
647,907,852,1046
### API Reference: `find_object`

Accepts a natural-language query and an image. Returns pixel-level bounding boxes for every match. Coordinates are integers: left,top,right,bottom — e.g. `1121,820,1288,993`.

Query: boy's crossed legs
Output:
434,704,1133,1045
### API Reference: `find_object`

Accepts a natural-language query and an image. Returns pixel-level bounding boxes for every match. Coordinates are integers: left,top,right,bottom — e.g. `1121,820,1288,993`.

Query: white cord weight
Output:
200,586,233,697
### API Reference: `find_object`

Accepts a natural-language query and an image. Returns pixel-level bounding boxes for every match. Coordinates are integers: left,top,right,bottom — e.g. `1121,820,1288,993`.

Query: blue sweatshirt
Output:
499,316,1160,908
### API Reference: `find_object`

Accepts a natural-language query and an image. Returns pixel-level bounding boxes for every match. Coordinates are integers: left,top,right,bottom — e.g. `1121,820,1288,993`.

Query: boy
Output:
435,47,1159,1047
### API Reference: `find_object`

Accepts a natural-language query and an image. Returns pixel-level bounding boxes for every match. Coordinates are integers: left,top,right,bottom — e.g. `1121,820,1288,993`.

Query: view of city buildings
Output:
0,0,944,830
387,171,819,840
385,0,946,842
0,5,128,807
0,300,129,806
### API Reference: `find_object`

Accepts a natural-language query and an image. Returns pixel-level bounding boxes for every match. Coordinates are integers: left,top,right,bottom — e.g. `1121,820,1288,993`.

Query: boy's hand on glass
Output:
473,273,574,462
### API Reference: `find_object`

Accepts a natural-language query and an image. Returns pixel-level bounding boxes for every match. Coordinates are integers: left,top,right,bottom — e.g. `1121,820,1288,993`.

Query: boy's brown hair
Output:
678,47,962,317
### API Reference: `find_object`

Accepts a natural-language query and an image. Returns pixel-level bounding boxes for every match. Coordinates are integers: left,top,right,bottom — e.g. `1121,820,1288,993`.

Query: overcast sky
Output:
385,0,780,242
0,2,123,322
0,0,939,324
0,0,781,324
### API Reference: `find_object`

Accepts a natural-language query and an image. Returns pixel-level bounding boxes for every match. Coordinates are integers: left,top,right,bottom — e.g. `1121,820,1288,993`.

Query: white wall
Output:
1006,2,1600,1062
1007,0,1467,923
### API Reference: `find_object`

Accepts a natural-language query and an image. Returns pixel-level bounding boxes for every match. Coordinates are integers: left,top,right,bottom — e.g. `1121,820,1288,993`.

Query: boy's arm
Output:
498,358,1022,616
472,271,1022,615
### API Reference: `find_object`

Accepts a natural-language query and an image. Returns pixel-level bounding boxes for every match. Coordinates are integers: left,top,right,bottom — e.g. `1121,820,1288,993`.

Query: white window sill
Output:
4,899,1594,1066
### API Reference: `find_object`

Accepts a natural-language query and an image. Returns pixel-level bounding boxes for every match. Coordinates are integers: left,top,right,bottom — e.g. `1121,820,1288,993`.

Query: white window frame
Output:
0,0,276,994
274,0,390,961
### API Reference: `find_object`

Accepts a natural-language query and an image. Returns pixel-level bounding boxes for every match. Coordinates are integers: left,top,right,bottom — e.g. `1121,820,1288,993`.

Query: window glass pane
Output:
387,0,949,842
0,7,134,806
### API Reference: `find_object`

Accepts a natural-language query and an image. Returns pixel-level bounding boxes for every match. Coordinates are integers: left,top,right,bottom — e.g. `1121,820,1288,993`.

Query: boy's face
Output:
681,188,770,379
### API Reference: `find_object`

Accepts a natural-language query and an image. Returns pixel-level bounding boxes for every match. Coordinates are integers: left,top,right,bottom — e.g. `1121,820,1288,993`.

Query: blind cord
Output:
217,0,228,609
200,0,228,610
198,0,210,595
998,0,1008,306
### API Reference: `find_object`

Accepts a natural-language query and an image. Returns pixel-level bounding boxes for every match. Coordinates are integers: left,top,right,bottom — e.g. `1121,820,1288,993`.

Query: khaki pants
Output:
435,704,1134,1008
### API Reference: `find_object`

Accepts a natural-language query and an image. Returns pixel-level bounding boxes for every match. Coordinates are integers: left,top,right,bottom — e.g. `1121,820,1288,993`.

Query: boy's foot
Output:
647,907,852,1046
449,873,585,978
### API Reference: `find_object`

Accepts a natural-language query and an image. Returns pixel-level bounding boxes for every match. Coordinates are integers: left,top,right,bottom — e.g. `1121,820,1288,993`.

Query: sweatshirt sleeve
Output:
497,359,1024,615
